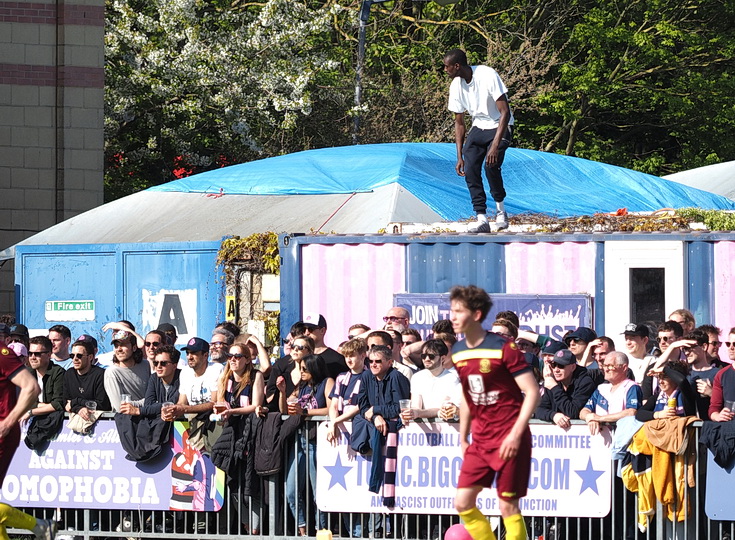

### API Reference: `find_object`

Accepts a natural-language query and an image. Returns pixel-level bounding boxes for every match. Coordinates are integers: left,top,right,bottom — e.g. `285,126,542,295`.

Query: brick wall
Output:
0,0,104,315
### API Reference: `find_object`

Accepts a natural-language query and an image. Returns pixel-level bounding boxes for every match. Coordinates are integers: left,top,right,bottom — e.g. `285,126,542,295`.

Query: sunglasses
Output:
210,341,227,347
292,344,309,352
347,335,358,340
153,360,173,367
369,359,383,365
227,353,249,359
144,341,161,348
710,341,722,347
727,342,735,348
568,337,585,344
550,362,568,369
281,338,292,346
29,351,50,356
681,346,694,354
656,336,673,343
71,353,87,360
421,353,439,360
383,316,406,323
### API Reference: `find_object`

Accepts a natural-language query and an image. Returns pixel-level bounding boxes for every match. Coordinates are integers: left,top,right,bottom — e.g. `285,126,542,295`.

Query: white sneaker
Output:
34,518,58,540
468,220,491,233
495,211,508,229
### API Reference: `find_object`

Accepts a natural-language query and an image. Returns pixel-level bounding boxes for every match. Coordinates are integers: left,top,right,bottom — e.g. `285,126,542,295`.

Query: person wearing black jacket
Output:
535,349,596,427
63,340,111,415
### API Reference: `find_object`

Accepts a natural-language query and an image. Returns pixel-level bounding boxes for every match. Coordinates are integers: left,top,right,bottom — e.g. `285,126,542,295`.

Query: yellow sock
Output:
458,507,496,540
0,503,37,532
502,513,527,540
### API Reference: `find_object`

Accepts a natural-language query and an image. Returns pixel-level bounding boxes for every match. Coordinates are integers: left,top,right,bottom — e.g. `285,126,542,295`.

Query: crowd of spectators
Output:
2,302,735,538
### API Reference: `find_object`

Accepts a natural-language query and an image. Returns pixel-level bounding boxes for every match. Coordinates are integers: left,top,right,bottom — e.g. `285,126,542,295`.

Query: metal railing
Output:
8,418,735,540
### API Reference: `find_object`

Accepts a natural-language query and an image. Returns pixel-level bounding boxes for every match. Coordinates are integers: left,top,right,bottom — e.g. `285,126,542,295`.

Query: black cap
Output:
9,324,29,337
157,323,177,334
182,337,209,353
541,340,568,356
552,349,576,366
564,327,597,345
77,334,98,349
300,313,327,329
622,323,649,338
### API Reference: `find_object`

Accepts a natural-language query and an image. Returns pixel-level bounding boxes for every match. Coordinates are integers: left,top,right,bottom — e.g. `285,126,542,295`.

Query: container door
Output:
604,240,684,349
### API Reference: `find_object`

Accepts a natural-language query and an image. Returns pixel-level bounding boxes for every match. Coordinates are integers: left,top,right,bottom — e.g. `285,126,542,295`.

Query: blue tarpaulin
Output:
149,143,735,219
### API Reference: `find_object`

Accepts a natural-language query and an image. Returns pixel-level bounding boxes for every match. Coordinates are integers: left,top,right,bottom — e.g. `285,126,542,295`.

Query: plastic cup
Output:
121,394,131,404
162,401,175,421
724,400,735,412
399,399,411,424
287,397,299,415
85,401,97,411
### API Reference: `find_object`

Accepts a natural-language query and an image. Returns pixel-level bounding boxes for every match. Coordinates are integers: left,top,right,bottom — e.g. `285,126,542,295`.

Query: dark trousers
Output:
462,125,513,213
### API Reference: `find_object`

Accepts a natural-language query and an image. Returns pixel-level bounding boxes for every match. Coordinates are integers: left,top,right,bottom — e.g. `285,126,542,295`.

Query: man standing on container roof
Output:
444,48,514,233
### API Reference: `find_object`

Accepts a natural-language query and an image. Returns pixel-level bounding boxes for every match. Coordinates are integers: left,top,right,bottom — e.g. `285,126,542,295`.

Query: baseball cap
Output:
77,334,99,349
622,323,649,338
9,324,29,337
182,337,210,353
301,312,327,329
564,327,597,345
111,330,133,344
8,342,28,358
157,323,177,334
552,349,576,366
541,340,568,357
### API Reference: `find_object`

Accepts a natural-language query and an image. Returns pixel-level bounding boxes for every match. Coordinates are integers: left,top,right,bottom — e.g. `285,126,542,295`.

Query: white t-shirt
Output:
447,65,514,130
627,354,656,384
410,368,462,410
179,362,224,405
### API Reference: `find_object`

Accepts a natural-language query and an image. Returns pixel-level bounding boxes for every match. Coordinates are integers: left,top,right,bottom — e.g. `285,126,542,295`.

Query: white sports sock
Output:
496,201,505,213
477,213,488,223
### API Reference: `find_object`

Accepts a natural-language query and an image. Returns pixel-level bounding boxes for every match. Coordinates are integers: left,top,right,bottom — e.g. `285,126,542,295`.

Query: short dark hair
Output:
449,285,493,323
597,336,616,351
290,321,307,338
48,325,71,339
368,330,393,350
684,330,708,347
697,324,721,337
368,345,393,363
431,320,454,336
119,320,136,331
402,328,422,341
658,320,684,337
422,339,448,357
30,335,53,350
493,318,518,339
155,344,181,363
495,310,519,329
444,48,468,66
71,340,95,355
146,329,166,342
216,321,241,337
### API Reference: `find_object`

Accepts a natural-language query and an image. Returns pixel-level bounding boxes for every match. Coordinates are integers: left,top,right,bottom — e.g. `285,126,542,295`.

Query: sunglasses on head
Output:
153,360,173,367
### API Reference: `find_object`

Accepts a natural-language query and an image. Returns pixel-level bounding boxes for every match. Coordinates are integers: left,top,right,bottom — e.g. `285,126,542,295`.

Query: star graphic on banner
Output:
575,457,605,495
323,454,352,490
